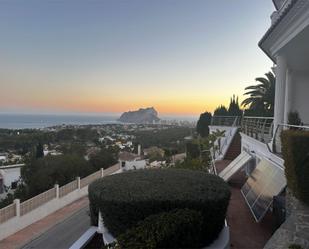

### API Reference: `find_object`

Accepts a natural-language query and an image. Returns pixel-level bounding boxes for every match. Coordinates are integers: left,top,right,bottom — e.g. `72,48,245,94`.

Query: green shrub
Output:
117,209,204,249
89,168,230,246
288,244,303,249
281,130,309,204
288,111,303,126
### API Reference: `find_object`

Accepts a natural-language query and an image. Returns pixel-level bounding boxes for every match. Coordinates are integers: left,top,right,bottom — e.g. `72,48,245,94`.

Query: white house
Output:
209,0,309,223
0,164,24,197
0,156,7,163
118,151,146,172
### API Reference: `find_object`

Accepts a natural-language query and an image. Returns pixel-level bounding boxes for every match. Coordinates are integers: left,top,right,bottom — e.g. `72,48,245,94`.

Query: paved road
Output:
22,206,90,249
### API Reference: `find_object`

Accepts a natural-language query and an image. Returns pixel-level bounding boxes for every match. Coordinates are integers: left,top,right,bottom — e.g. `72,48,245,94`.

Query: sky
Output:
0,0,274,116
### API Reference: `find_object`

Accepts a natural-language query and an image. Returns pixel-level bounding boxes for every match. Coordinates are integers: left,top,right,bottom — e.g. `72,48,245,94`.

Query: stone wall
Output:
264,189,309,249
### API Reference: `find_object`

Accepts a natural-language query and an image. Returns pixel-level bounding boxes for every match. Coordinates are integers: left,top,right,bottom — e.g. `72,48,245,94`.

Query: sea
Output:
0,113,197,129
0,113,120,129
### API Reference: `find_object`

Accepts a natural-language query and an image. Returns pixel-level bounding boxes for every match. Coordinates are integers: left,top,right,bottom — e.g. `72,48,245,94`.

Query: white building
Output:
0,156,7,163
0,164,24,197
210,0,309,223
118,151,146,172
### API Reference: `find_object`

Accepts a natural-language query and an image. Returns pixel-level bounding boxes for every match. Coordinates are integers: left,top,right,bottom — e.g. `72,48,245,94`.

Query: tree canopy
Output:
242,71,275,117
196,112,212,137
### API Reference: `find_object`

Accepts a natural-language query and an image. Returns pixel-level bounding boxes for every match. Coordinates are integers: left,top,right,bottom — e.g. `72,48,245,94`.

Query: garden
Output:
88,168,231,249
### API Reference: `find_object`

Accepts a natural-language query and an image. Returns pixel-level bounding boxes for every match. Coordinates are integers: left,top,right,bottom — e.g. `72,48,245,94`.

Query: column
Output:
76,177,81,189
284,69,293,124
273,55,287,134
54,184,59,198
14,199,20,217
100,168,104,178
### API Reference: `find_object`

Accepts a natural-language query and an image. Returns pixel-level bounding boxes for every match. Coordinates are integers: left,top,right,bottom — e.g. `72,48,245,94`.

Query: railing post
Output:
54,184,59,198
262,119,267,142
14,199,20,217
76,177,81,189
101,168,104,178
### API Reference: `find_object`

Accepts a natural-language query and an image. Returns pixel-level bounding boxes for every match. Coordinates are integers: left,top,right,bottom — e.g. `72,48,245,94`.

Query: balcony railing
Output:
241,117,274,143
211,116,241,127
273,124,309,155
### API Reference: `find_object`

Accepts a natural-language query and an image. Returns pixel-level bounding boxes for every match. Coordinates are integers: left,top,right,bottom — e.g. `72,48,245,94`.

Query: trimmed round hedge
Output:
89,168,230,246
117,209,204,249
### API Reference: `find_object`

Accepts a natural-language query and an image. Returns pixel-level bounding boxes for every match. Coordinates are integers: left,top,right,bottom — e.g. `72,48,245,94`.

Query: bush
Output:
288,244,303,249
281,130,309,204
288,111,303,126
117,209,204,249
89,168,230,246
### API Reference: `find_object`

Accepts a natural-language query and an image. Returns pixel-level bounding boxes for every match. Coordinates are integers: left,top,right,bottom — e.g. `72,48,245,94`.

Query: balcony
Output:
211,116,241,127
241,117,274,144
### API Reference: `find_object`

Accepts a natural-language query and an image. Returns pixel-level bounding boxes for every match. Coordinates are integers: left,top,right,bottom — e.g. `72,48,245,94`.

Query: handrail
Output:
243,116,274,120
211,115,239,118
211,116,241,127
241,117,274,144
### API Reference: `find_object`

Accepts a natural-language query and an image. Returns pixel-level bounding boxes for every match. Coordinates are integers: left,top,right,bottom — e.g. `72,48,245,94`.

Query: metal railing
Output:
211,116,241,127
273,124,309,155
20,188,57,216
241,116,274,143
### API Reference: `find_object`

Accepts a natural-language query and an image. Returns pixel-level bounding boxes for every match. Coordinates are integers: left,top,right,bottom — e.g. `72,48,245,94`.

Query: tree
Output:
89,147,118,170
36,143,44,158
242,71,276,116
228,95,243,116
186,142,200,159
196,112,212,137
214,105,228,116
21,154,93,196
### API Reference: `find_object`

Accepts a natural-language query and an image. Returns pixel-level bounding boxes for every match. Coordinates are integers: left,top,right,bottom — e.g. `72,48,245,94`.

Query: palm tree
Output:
241,71,276,116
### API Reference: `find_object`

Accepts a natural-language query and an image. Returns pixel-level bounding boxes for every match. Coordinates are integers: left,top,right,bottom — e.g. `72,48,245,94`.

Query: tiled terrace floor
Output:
216,160,274,249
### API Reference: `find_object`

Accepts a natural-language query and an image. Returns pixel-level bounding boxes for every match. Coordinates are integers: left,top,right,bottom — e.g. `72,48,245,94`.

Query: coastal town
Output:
0,118,193,201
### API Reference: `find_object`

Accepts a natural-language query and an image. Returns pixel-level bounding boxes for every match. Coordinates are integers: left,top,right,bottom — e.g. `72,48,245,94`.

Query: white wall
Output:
240,133,284,170
209,126,238,160
0,167,21,188
124,160,146,171
0,185,88,241
291,72,309,124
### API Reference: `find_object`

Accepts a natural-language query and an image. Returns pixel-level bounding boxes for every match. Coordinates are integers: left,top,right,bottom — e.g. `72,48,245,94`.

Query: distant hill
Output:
118,107,160,124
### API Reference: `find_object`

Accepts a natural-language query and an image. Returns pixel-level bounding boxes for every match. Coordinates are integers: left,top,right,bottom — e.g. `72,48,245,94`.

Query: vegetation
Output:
186,142,200,159
133,126,191,153
288,244,303,249
228,95,243,116
242,71,275,117
196,112,212,137
288,111,303,127
281,130,309,204
214,105,228,116
21,154,94,197
117,209,204,249
173,158,207,171
89,147,118,170
89,169,230,246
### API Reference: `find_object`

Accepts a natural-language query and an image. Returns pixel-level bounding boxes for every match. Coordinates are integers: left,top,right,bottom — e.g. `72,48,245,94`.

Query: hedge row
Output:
117,209,204,249
88,168,231,246
281,130,309,204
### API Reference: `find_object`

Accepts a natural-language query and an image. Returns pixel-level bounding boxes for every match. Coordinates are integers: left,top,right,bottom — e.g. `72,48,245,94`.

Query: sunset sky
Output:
0,0,274,116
